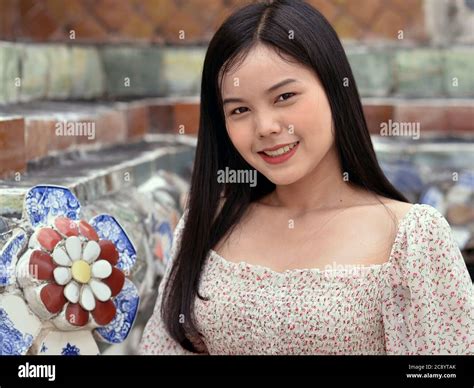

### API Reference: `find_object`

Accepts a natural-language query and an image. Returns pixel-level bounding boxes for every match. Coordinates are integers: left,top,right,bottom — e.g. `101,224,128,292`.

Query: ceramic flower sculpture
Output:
0,185,140,355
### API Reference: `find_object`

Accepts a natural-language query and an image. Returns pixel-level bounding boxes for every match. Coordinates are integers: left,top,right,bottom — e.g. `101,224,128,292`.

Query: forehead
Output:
220,45,313,97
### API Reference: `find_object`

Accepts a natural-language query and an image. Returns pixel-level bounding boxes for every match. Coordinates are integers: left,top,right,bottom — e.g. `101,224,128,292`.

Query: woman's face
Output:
220,44,335,186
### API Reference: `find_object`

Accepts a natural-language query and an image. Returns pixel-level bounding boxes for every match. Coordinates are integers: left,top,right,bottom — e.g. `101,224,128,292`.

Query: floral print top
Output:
139,204,474,355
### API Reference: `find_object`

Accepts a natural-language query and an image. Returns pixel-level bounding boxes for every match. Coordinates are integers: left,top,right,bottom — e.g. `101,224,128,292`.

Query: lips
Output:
258,141,299,157
259,141,299,153
257,141,300,165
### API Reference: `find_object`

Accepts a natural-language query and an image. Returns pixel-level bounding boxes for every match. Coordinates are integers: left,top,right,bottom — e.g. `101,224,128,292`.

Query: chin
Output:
262,171,303,186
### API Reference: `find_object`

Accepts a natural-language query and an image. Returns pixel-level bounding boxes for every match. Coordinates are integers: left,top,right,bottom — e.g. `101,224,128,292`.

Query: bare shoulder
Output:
378,198,414,221
338,186,413,224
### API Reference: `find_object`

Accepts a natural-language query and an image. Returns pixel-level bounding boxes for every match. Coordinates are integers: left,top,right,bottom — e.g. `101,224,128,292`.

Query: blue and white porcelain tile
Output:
33,330,99,355
23,185,81,228
0,294,42,355
89,215,137,274
0,229,27,287
94,279,140,344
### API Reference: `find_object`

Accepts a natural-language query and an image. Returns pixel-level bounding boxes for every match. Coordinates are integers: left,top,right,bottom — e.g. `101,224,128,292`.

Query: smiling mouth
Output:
258,141,299,157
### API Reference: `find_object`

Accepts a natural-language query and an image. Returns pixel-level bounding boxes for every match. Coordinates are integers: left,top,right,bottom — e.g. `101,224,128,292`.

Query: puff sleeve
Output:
382,204,474,354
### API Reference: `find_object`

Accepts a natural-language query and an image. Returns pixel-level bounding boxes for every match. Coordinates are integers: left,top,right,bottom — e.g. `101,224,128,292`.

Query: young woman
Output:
139,0,473,355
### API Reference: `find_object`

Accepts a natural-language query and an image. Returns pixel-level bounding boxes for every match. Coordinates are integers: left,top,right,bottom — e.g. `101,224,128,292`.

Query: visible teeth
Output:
263,142,298,157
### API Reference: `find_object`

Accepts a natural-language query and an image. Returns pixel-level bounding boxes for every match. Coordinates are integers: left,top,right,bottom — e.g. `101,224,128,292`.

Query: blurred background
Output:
0,0,473,354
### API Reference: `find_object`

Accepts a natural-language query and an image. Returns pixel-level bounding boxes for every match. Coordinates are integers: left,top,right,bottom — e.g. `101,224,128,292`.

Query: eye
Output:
276,92,296,102
229,92,296,116
230,107,249,116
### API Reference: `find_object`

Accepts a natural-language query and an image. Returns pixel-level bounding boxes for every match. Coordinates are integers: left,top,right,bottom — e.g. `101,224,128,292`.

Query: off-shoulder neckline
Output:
208,203,425,276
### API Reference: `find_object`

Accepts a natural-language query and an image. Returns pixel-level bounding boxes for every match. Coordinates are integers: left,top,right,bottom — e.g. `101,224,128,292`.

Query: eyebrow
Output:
222,78,299,105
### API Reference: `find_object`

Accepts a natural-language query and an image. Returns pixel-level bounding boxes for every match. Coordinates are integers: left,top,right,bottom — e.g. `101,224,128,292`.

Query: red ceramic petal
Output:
40,284,67,314
98,240,119,265
78,220,99,241
54,216,79,237
29,250,56,281
102,267,125,297
37,228,62,252
65,303,89,327
92,299,116,325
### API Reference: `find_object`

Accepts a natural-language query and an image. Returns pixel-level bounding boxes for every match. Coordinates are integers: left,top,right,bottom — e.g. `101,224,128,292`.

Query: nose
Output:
255,112,284,138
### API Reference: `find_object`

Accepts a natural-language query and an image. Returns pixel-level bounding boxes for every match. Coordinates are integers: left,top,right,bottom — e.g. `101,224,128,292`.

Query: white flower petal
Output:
83,240,100,263
52,246,72,267
64,281,80,303
65,236,82,261
53,267,71,285
80,285,96,311
91,260,112,279
89,279,111,302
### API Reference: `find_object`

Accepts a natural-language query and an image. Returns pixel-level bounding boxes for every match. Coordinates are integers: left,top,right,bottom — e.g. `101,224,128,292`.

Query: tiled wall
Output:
0,0,427,43
0,0,473,179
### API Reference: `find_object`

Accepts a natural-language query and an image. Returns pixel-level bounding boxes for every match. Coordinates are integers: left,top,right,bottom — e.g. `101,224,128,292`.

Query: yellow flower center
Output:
71,260,91,284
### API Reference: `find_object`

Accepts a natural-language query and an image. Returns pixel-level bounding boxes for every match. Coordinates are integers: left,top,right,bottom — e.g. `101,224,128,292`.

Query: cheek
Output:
295,94,333,139
294,94,332,132
226,123,253,154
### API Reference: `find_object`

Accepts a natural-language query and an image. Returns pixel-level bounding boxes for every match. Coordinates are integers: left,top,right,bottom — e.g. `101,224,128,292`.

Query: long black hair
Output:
162,0,409,352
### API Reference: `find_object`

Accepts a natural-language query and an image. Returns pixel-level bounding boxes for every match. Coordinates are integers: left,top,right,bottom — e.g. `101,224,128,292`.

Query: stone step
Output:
0,134,196,218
